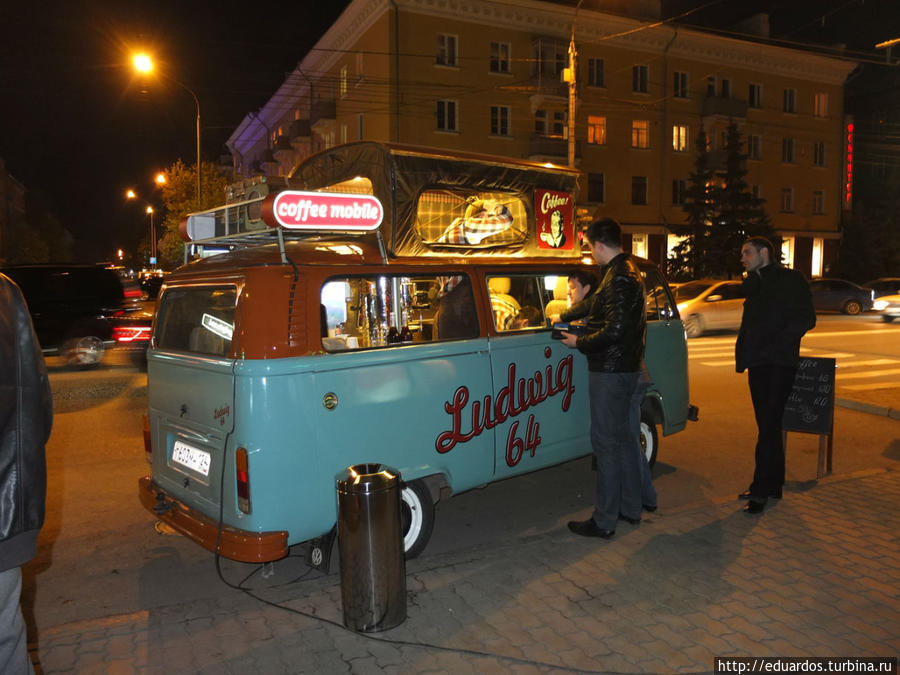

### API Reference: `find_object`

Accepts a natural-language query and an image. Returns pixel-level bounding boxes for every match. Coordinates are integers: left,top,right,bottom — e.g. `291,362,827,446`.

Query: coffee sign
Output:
262,191,384,231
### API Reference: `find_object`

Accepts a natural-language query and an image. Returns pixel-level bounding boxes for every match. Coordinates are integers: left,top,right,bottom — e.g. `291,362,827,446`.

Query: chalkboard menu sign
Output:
782,357,836,435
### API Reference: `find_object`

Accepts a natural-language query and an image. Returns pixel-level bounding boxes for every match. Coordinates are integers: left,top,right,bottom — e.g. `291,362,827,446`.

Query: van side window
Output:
641,267,676,321
320,274,478,351
415,189,528,248
488,274,562,331
155,286,237,356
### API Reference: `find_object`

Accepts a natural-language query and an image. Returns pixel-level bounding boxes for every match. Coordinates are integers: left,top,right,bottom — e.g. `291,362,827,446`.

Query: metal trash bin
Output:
336,463,406,632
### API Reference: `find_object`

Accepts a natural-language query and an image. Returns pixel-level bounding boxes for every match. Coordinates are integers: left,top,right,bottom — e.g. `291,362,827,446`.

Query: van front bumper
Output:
138,476,289,563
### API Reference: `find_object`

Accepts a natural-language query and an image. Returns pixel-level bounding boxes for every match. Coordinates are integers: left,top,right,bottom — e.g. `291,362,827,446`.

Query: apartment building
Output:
226,0,856,275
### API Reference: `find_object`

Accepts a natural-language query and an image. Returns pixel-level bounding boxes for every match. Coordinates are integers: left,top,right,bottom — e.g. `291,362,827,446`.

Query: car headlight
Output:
677,302,688,312
874,300,888,311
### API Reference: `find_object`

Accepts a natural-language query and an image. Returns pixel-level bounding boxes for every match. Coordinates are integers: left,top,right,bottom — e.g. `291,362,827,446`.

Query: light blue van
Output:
139,143,696,563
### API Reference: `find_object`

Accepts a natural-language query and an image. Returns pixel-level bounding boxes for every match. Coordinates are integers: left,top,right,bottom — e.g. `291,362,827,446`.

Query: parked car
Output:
0,264,152,366
673,279,744,338
808,278,874,315
873,293,900,323
863,277,900,299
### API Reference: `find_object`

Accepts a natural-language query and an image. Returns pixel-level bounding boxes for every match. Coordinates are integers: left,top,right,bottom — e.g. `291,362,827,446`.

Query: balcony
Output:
528,135,581,161
702,96,748,119
310,99,336,126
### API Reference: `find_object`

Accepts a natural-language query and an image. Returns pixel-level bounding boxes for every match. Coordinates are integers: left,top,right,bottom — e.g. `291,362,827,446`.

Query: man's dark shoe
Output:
618,514,641,525
738,488,782,500
568,519,615,538
743,499,766,514
642,504,658,512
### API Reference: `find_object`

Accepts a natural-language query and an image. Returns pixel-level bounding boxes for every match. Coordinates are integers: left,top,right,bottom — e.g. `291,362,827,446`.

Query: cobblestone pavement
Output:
32,466,900,674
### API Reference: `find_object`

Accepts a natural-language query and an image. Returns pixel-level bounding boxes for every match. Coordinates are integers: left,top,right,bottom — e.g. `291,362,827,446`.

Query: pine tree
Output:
669,127,716,280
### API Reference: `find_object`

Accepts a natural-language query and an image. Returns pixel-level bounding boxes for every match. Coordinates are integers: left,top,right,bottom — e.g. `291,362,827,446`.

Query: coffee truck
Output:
139,142,696,564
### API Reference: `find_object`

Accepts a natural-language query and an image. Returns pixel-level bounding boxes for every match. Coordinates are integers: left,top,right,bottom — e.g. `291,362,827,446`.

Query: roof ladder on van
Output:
180,195,389,265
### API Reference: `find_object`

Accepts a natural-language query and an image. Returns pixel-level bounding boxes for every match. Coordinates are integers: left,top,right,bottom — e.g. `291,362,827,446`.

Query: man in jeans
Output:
558,218,646,538
735,237,815,514
0,273,53,674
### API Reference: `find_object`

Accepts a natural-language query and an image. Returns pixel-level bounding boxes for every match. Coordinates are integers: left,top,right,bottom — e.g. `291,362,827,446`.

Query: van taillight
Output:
236,447,251,514
142,414,151,463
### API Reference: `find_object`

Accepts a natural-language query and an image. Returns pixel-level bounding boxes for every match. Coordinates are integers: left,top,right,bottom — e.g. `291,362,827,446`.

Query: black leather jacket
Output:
561,253,646,372
735,264,816,373
0,273,52,572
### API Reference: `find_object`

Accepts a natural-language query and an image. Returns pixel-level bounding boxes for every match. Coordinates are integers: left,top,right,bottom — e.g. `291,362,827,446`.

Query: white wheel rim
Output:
401,487,423,552
640,422,654,462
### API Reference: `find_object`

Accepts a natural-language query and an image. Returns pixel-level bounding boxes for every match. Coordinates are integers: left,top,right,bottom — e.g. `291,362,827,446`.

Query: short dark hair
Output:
743,236,776,263
568,270,597,294
585,217,622,249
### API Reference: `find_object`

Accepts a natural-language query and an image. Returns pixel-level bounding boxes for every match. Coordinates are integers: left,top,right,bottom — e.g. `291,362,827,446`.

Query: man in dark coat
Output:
0,273,52,674
558,218,646,538
735,237,815,514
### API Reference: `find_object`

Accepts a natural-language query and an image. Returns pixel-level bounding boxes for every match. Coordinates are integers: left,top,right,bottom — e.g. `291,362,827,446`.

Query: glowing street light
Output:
155,172,166,186
145,205,157,262
131,52,201,208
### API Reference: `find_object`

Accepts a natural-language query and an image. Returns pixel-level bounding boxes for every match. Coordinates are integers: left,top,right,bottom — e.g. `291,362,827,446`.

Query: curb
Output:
836,396,900,420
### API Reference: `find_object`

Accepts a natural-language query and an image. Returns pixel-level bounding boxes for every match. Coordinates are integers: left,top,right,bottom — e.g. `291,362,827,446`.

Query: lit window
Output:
814,93,828,118
672,124,689,152
587,115,606,145
340,66,348,97
437,34,458,67
632,120,650,149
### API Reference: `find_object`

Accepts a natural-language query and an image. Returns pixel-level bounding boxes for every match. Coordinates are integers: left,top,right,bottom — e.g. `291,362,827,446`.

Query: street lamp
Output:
132,52,201,209
146,206,156,262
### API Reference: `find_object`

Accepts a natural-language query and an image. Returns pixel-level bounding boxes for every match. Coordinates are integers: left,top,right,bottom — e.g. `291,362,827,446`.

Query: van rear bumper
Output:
138,476,289,563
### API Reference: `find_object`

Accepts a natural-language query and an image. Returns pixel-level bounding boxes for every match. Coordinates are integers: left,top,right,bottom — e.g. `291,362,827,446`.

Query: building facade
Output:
226,0,856,276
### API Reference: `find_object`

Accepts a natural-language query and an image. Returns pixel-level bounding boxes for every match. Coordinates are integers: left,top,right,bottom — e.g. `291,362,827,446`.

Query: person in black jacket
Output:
558,218,646,538
0,273,52,674
735,237,815,514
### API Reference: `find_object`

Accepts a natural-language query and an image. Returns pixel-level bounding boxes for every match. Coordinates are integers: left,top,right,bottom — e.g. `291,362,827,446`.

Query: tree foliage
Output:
669,122,778,280
154,160,229,270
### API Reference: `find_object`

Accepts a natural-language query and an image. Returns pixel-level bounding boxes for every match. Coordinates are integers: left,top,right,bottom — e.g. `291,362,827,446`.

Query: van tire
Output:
641,412,659,468
400,480,434,560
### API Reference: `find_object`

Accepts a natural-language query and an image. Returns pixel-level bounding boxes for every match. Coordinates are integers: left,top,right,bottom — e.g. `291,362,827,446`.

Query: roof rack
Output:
181,195,388,265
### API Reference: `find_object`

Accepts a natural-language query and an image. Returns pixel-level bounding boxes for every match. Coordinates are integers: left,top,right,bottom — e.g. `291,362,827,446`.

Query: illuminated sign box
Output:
262,191,384,231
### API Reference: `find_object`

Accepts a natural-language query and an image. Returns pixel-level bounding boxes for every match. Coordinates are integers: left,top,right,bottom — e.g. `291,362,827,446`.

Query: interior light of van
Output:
544,276,559,291
236,448,251,514
313,244,363,256
201,313,234,340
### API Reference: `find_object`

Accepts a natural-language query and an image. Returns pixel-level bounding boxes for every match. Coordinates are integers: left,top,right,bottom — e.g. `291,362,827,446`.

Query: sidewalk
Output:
33,466,900,674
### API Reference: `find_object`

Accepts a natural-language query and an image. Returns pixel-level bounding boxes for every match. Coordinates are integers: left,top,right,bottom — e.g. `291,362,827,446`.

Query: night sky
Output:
0,0,893,262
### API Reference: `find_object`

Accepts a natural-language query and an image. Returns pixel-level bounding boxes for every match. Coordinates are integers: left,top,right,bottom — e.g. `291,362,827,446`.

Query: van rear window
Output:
155,286,237,356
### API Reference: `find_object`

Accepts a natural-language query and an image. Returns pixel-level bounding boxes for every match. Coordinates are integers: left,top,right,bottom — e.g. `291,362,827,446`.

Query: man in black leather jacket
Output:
558,218,646,538
0,272,52,674
735,237,815,514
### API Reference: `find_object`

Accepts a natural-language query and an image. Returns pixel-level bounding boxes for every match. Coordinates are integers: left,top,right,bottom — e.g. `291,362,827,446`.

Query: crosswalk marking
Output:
806,328,899,338
841,382,900,391
838,359,900,368
836,368,900,380
799,349,853,358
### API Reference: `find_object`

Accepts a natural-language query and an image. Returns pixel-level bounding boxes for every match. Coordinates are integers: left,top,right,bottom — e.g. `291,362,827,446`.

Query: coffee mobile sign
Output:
262,191,384,231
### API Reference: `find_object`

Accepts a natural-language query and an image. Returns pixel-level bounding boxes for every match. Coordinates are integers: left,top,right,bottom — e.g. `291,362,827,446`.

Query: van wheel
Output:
64,336,105,366
684,315,704,338
640,412,659,468
842,300,862,315
400,480,434,560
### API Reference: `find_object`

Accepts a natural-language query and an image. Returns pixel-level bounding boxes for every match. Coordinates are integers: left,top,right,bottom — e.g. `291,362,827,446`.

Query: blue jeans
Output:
589,371,641,530
0,567,32,675
631,376,657,510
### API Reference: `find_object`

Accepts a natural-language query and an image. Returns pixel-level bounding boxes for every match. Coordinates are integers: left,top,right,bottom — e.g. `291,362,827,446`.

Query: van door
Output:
313,274,494,502
486,273,590,480
147,284,239,512
641,266,690,434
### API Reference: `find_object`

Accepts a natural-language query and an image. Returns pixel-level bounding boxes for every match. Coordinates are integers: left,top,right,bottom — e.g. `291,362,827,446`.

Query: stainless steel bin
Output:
336,463,406,632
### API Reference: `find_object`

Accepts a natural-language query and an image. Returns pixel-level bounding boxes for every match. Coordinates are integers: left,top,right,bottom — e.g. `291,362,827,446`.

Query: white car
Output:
674,279,744,338
873,293,900,323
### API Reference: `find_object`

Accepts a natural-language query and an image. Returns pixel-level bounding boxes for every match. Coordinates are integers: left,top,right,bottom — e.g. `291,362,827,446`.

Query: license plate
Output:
171,441,211,476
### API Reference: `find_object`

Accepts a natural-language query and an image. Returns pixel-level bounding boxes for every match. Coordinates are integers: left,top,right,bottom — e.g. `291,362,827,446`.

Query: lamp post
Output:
132,53,202,209
146,206,156,263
